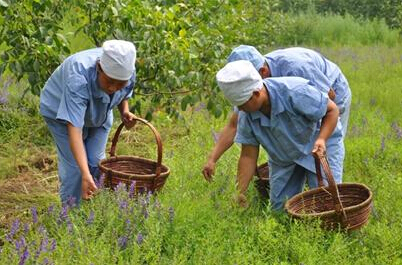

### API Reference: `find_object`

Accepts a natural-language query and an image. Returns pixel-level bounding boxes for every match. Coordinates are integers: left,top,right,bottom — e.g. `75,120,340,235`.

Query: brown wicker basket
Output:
98,117,170,194
254,162,270,199
284,155,373,231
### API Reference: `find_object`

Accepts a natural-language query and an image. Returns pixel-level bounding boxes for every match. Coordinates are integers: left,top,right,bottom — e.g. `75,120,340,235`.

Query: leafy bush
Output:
0,0,284,119
0,0,71,96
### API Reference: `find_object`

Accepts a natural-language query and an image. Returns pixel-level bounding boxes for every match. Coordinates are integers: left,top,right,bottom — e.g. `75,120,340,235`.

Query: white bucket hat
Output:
216,60,263,106
100,40,136,81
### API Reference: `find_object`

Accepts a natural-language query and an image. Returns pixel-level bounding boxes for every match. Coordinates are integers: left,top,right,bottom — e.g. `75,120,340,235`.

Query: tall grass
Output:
1,45,402,264
274,12,402,47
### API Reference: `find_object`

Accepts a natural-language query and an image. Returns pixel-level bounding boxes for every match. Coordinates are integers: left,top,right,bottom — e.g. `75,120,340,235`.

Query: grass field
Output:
0,45,402,264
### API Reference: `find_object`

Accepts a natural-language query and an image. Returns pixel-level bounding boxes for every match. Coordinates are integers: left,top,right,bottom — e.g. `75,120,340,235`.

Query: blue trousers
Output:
44,117,111,204
268,132,345,210
269,163,317,210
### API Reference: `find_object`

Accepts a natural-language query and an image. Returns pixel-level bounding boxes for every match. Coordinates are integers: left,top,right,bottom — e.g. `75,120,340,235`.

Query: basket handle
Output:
109,117,163,176
314,154,347,219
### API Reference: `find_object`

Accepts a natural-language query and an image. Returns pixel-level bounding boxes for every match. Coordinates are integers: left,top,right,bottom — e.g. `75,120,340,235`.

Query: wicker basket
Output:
254,162,270,199
99,117,170,194
284,155,372,231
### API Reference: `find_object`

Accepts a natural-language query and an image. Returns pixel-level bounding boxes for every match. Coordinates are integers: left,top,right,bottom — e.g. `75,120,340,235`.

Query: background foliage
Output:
277,0,402,31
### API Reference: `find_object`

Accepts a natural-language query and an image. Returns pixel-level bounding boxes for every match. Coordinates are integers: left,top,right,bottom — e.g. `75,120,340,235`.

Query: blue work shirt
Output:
265,47,350,114
235,76,343,173
40,48,135,129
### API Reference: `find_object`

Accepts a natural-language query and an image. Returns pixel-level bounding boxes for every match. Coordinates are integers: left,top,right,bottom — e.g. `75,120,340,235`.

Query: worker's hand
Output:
234,193,249,208
82,174,98,200
328,88,336,101
312,138,326,158
202,159,216,182
121,111,137,129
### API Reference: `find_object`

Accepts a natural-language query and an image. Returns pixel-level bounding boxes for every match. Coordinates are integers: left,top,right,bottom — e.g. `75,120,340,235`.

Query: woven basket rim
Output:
99,155,170,179
285,182,373,218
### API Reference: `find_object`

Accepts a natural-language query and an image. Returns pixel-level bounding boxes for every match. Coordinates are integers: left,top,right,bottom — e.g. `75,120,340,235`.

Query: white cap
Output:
100,40,136,81
216,60,263,106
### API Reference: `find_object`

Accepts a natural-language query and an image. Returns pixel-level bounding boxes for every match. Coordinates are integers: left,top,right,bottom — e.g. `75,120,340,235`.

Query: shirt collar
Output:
249,81,285,127
91,70,110,103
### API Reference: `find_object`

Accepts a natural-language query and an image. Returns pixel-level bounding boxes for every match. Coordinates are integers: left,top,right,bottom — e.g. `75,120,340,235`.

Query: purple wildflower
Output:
118,236,128,250
98,173,106,188
194,102,206,112
40,237,48,253
47,204,55,215
0,94,7,105
49,239,56,251
146,191,152,204
23,223,30,235
58,205,68,223
31,207,38,224
42,258,49,265
6,219,20,242
119,200,128,210
66,196,77,208
115,182,126,193
129,181,136,198
125,219,131,231
38,225,46,235
86,211,95,225
139,197,146,207
15,236,26,253
391,122,402,139
19,246,29,265
168,206,175,222
142,207,149,219
136,232,143,245
380,136,385,152
94,177,100,189
66,218,73,234
35,236,49,259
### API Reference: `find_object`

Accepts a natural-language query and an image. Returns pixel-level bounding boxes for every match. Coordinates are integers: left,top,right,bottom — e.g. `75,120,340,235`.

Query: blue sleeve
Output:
290,84,328,121
56,64,89,128
234,112,259,146
124,73,136,100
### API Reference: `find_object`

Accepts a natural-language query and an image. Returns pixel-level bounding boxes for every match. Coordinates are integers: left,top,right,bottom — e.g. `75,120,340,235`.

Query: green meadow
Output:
1,11,402,265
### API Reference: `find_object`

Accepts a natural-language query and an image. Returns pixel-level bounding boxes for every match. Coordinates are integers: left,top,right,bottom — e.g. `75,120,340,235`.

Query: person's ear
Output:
259,65,270,78
253,90,260,97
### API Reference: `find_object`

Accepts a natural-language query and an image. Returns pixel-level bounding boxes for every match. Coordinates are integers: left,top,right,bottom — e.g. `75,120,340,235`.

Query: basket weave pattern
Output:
285,155,372,231
99,118,170,193
254,162,270,199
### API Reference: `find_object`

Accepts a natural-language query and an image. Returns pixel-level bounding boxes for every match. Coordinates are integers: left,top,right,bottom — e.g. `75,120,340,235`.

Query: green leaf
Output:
33,60,40,72
179,29,186,38
1,52,8,61
214,107,222,118
28,72,37,85
111,6,118,16
0,64,5,75
56,33,68,44
0,0,8,7
181,95,191,111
